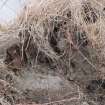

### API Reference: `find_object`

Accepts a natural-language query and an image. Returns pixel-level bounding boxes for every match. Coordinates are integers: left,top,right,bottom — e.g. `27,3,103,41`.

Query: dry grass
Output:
0,0,105,105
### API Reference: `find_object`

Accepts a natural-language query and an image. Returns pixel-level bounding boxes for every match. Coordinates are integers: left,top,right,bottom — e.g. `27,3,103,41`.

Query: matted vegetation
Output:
0,0,105,105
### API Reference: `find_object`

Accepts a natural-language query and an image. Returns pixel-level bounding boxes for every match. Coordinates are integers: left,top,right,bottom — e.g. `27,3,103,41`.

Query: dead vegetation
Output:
0,0,105,105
